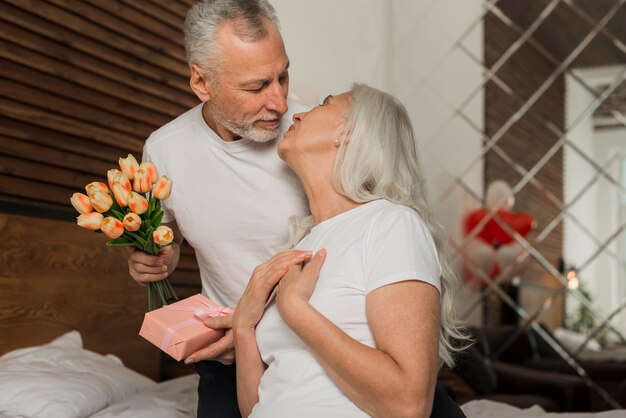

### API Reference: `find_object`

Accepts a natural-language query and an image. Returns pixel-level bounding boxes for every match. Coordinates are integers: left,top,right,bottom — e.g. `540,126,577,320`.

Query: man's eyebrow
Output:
240,79,268,88
240,61,290,88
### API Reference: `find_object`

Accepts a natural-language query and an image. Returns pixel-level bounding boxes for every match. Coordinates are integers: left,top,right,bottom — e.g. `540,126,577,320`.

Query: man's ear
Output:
189,64,211,102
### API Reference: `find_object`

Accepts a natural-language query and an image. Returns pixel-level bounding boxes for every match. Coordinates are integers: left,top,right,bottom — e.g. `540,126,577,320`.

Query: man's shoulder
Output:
145,103,203,152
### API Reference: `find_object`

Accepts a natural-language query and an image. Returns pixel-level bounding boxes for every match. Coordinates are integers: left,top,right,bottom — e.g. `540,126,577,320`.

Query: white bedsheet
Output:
461,399,626,418
90,374,199,418
0,331,200,418
0,375,198,418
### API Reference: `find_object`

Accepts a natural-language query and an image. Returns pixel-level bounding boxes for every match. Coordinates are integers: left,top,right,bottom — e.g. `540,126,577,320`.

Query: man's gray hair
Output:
184,0,280,76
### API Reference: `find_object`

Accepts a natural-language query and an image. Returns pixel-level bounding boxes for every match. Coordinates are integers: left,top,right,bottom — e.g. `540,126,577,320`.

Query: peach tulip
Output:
111,183,129,207
101,216,124,239
89,190,113,213
133,169,152,193
123,212,142,232
153,176,172,200
85,181,109,198
127,191,149,215
140,161,159,184
70,192,93,214
107,169,120,189
153,225,173,245
107,169,131,191
119,154,139,180
76,212,103,230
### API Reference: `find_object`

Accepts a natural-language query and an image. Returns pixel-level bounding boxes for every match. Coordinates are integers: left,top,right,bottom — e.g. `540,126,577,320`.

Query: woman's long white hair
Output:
287,83,467,367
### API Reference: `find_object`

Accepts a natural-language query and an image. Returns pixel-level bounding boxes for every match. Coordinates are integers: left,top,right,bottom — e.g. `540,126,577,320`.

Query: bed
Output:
1,212,625,417
3,330,625,418
0,330,198,418
0,212,200,417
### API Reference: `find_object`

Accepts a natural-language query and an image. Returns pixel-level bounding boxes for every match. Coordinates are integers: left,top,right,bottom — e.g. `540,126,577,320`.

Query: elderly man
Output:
127,1,308,417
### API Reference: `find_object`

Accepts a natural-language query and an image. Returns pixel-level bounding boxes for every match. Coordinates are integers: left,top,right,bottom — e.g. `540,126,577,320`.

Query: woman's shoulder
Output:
368,199,426,225
362,200,431,244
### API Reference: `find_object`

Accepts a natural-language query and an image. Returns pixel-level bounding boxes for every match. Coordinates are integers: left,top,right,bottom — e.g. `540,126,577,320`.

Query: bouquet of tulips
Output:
71,154,178,311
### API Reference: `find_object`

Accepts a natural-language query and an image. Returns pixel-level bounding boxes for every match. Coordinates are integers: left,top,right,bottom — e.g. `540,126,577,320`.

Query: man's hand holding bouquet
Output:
70,154,178,311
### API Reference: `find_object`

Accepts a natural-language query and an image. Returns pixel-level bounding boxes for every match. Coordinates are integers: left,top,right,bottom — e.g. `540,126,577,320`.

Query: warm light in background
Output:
567,270,580,290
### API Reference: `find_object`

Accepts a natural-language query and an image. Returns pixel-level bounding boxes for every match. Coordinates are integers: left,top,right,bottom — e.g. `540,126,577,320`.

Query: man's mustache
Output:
253,112,282,123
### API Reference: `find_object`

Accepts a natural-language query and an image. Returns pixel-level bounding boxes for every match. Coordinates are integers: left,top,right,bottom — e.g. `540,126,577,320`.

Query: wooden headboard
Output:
0,213,160,381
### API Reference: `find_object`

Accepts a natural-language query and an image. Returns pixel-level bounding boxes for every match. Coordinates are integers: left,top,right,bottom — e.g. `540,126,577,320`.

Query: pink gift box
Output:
139,293,234,361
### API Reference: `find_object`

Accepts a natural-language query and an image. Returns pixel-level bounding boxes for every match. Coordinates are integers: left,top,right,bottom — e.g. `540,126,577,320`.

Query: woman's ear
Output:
189,64,211,102
334,133,351,148
334,119,351,148
340,124,353,146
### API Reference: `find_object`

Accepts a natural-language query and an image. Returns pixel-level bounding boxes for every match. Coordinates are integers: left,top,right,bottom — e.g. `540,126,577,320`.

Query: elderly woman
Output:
230,84,466,418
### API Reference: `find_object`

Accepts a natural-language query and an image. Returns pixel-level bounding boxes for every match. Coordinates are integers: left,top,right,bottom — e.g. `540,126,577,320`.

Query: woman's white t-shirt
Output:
251,199,442,418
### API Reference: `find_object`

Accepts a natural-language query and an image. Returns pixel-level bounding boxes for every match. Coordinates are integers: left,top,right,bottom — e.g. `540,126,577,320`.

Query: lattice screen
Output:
405,0,625,409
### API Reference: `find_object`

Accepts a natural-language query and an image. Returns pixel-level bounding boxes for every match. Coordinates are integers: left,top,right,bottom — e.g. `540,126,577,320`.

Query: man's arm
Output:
128,221,183,283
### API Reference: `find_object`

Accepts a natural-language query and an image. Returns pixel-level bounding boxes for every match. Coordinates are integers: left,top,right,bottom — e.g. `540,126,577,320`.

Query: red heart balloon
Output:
464,208,535,247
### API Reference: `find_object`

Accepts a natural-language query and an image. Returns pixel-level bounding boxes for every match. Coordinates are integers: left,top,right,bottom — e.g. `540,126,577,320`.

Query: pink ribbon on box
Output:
193,306,235,319
159,297,234,352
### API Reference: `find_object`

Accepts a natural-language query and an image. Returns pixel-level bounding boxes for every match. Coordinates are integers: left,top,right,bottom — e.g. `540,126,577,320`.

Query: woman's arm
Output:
233,327,266,417
229,250,313,417
278,275,440,418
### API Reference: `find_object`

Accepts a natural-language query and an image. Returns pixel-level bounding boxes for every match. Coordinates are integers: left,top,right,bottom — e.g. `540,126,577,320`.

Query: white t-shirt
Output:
252,199,442,418
143,100,310,307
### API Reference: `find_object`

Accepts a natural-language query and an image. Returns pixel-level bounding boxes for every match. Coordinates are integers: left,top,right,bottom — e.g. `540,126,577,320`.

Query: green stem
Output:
158,281,168,306
165,279,179,301
147,279,179,310
125,231,147,248
148,282,155,311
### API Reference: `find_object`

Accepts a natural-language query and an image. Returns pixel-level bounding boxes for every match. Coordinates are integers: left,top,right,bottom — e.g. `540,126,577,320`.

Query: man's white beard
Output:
212,105,282,143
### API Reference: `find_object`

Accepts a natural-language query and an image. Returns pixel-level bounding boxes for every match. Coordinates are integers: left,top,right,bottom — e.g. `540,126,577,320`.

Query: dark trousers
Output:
195,361,241,418
194,361,464,418
430,384,467,418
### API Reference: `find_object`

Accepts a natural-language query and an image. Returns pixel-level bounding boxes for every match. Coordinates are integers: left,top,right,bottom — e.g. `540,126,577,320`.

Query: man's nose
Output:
265,82,288,115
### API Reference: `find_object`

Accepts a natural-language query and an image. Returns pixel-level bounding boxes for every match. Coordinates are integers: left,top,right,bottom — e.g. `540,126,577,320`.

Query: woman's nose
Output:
292,112,303,122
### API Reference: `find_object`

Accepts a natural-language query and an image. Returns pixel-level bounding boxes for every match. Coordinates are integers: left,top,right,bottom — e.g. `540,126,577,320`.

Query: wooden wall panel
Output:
0,0,199,210
0,213,162,380
0,0,203,376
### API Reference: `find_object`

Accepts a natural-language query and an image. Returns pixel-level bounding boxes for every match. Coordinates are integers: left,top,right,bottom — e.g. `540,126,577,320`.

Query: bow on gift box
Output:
461,180,537,283
158,299,234,352
194,306,236,319
165,303,235,319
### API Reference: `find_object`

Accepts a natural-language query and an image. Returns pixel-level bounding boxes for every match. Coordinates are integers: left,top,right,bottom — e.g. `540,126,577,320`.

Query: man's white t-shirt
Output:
143,100,309,307
252,199,442,418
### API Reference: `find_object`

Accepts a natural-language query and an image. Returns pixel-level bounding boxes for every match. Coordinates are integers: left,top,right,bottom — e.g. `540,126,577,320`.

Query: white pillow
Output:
0,331,155,418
